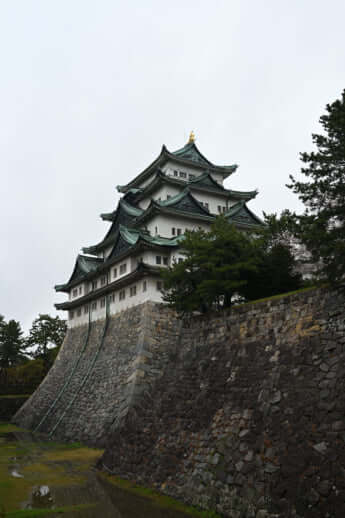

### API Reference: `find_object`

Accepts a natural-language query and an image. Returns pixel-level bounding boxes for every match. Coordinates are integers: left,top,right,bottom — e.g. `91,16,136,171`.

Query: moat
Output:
0,422,208,518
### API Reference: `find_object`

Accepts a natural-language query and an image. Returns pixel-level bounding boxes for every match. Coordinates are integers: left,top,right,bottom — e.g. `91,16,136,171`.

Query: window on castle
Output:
156,256,161,265
179,171,187,179
109,293,115,303
69,310,74,319
177,228,182,236
101,276,106,286
163,257,168,266
84,305,89,314
100,298,106,308
113,268,117,279
77,308,81,317
155,226,158,235
174,170,178,177
143,280,147,292
218,205,222,213
91,301,97,310
79,286,82,295
172,227,176,236
119,289,126,301
92,280,98,291
72,288,78,298
119,263,127,275
156,281,162,291
130,286,137,297
167,194,171,199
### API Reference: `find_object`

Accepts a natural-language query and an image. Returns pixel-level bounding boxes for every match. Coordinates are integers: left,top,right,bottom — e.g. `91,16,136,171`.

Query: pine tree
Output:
288,89,345,283
26,314,66,366
0,319,26,368
161,217,258,314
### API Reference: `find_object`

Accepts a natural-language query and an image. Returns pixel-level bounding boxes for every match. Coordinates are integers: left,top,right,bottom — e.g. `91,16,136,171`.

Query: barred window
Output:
130,286,137,297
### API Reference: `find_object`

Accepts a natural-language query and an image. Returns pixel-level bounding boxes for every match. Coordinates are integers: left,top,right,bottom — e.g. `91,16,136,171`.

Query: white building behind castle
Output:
56,134,264,327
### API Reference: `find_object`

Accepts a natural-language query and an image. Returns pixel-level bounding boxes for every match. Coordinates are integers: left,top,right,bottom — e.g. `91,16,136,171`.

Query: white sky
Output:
1,0,344,331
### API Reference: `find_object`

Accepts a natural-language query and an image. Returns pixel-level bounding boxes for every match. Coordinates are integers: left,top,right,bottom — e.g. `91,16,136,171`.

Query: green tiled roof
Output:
117,140,238,193
55,255,102,293
119,225,183,247
225,201,264,228
134,189,213,225
103,225,182,264
83,200,143,254
129,169,257,203
171,141,212,166
101,199,143,222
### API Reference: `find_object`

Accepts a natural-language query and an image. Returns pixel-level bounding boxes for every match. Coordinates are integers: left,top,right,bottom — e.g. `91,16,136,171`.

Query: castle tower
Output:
55,136,263,327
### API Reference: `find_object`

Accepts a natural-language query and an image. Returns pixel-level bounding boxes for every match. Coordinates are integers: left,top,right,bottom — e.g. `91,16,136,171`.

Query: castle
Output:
55,133,263,327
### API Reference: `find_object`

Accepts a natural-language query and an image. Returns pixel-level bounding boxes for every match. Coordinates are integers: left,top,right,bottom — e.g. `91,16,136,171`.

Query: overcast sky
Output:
1,0,344,331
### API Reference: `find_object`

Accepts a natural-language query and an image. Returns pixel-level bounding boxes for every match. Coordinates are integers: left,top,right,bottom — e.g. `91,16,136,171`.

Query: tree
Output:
241,241,303,301
287,89,345,284
0,319,26,368
161,215,304,315
161,217,258,314
26,314,67,366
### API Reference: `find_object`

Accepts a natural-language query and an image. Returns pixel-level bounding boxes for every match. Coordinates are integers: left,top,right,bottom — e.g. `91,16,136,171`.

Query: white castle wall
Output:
146,214,209,238
67,276,164,328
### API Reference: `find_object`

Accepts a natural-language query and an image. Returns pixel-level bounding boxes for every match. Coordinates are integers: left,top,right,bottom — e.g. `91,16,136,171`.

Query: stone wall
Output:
14,287,345,516
13,302,181,446
100,287,345,518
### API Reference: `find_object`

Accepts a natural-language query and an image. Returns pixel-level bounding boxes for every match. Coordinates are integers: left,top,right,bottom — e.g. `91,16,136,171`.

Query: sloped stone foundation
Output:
15,287,345,516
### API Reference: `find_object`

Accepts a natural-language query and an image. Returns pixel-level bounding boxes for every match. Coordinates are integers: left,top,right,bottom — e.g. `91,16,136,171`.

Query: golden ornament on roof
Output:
189,130,195,143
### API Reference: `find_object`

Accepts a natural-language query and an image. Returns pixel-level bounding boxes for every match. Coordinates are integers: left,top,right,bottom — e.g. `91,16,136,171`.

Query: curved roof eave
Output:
55,254,102,292
117,142,238,193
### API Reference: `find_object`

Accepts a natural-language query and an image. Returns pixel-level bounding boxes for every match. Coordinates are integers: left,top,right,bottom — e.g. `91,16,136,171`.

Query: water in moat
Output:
0,422,202,518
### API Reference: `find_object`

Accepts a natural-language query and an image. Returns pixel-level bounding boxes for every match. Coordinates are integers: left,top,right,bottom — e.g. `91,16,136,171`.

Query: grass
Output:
0,422,103,514
0,423,24,434
1,504,95,517
0,395,30,400
234,284,319,309
100,472,222,518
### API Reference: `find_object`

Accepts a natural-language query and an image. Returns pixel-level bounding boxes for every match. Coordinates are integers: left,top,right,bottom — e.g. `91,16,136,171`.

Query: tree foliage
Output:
288,89,345,284
0,319,27,368
26,314,66,366
161,216,303,314
161,217,258,314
